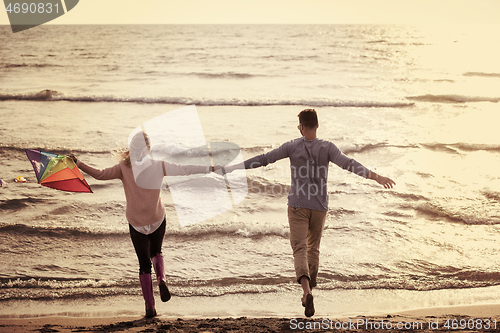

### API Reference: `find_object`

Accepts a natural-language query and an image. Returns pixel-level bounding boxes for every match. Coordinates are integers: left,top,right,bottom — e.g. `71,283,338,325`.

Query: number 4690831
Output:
6,2,60,14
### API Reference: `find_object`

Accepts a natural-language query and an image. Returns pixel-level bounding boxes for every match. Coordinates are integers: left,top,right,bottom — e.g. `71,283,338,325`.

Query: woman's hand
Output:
68,154,78,164
212,165,226,175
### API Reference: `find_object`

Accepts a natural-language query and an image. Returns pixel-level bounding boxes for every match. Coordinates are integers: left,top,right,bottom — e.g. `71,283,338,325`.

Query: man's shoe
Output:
304,294,315,317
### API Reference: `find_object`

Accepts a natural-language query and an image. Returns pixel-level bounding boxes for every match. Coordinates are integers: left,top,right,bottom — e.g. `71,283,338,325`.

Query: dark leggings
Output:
129,218,166,275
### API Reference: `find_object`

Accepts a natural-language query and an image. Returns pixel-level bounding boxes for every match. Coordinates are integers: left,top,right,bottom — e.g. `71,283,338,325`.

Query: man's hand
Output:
376,175,396,189
369,171,395,189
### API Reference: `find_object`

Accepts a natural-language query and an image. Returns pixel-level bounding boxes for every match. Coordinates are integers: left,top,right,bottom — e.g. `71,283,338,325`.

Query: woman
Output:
70,131,216,318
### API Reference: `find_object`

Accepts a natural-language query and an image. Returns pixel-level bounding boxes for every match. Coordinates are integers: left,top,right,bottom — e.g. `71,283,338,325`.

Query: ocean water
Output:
1,24,500,316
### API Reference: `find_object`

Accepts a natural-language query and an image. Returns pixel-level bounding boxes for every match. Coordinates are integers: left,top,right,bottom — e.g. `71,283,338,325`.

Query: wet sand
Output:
2,304,500,332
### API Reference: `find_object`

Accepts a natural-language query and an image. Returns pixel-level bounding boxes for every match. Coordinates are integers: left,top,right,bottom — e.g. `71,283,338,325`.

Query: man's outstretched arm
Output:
328,143,395,189
222,141,293,173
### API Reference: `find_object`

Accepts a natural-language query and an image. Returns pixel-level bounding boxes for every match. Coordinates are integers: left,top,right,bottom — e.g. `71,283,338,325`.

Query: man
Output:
225,109,395,317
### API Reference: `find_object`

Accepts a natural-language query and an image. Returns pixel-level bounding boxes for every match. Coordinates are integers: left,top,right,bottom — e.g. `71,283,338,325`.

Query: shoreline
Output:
2,287,500,332
2,304,500,332
3,286,500,319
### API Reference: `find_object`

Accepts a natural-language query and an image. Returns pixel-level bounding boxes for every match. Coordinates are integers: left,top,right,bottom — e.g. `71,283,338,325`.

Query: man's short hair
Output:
298,109,318,129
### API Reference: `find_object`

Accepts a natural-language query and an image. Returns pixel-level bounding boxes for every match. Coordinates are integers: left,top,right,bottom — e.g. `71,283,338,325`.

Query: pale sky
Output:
2,0,500,26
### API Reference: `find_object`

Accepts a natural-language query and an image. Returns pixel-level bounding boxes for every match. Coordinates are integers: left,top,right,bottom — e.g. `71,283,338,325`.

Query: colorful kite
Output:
25,149,92,193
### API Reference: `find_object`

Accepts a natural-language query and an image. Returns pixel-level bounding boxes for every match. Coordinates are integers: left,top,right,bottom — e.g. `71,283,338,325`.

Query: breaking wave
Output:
2,63,62,69
398,201,500,225
420,142,500,153
0,217,291,240
407,94,500,104
0,223,125,238
0,145,111,157
4,267,500,301
188,71,263,79
0,90,414,108
463,72,500,78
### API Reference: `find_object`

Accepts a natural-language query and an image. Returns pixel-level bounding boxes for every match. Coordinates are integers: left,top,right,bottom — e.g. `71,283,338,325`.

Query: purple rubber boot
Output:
139,273,156,318
152,254,171,302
